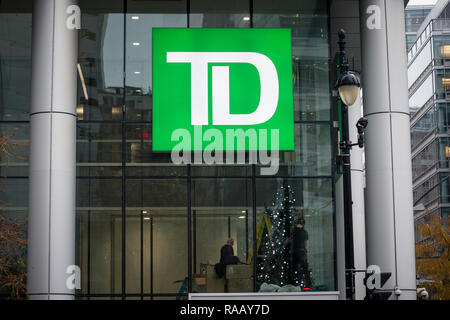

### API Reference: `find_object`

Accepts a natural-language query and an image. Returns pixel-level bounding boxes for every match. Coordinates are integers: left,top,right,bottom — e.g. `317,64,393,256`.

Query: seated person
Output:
214,238,240,278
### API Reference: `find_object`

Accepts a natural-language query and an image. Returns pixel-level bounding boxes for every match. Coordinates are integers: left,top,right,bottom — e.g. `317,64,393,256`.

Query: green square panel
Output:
153,28,294,151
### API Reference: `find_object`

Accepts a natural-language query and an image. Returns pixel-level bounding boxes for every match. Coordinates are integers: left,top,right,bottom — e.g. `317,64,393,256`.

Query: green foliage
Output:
415,214,450,300
0,216,27,299
0,134,27,299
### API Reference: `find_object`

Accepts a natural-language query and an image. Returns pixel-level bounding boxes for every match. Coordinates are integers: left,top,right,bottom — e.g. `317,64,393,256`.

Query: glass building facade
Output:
405,6,432,52
408,4,450,230
0,0,336,299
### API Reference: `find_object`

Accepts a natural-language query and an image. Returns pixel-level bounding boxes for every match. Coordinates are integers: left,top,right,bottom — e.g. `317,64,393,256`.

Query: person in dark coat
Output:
292,218,308,267
214,238,240,278
292,218,311,287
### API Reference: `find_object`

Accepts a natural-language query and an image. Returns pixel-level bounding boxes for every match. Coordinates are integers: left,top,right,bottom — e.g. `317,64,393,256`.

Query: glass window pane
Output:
191,178,253,293
405,8,431,33
191,165,252,177
125,3,187,121
122,209,188,296
125,179,187,295
412,141,437,180
254,0,330,121
125,123,187,176
77,3,124,121
255,178,334,291
411,106,436,150
413,174,439,207
126,179,187,208
0,178,28,208
190,0,250,28
432,35,450,65
77,178,122,208
77,123,122,177
0,123,29,177
0,12,32,121
76,210,122,296
257,123,332,177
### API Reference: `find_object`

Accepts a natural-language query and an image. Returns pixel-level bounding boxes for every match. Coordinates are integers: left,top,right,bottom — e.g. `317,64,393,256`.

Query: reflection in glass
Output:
189,0,250,28
125,179,187,295
433,35,450,65
125,12,187,121
0,123,29,177
405,8,431,34
254,0,330,121
123,209,188,295
0,179,28,208
258,123,332,177
76,210,122,297
412,141,437,180
69,0,336,299
77,123,122,177
413,175,439,208
411,107,436,149
255,178,334,291
77,12,124,121
191,179,253,293
0,13,32,121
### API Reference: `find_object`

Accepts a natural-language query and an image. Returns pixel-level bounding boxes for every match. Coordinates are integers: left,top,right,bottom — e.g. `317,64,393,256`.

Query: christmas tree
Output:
256,183,313,290
257,183,295,287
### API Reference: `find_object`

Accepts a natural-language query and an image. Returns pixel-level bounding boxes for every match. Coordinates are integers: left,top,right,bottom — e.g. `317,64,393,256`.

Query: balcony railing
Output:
408,18,450,64
432,18,450,31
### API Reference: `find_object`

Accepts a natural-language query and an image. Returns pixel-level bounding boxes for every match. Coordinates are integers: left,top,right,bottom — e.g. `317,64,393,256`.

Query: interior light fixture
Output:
142,210,148,214
112,107,122,115
442,78,450,90
76,105,84,119
131,16,140,20
239,216,246,219
243,16,250,21
132,42,140,46
134,71,141,74
441,45,450,58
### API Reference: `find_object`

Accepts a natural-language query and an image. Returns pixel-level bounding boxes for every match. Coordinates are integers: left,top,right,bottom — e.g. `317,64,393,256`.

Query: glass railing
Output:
407,18,450,63
432,18,450,31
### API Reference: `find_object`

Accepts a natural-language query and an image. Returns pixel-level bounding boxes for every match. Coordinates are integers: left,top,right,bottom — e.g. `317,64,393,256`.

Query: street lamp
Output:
336,29,364,300
337,29,361,106
337,72,360,106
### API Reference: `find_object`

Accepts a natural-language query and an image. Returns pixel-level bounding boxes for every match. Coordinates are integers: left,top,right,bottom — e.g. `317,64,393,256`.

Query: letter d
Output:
262,305,270,315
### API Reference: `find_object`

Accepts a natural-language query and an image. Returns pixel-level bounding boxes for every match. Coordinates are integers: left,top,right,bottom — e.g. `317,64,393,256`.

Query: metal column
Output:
27,0,78,300
360,0,416,299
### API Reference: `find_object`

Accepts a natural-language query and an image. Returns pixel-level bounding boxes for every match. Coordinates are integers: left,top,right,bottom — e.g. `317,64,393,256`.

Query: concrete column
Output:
360,0,416,299
27,0,78,300
348,91,367,300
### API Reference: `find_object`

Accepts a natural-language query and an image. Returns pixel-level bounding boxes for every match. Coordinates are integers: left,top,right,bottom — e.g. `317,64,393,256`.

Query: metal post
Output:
338,30,355,300
348,92,367,300
27,0,78,300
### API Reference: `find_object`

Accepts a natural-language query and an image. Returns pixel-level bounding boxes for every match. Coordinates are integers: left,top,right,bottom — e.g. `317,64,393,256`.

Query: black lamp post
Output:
336,29,364,300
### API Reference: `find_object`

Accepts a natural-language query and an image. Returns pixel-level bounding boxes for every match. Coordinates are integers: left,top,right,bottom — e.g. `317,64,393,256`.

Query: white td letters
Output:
167,52,279,126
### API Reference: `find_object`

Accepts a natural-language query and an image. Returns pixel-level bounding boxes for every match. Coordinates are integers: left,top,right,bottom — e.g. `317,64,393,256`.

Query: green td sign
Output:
152,28,294,151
